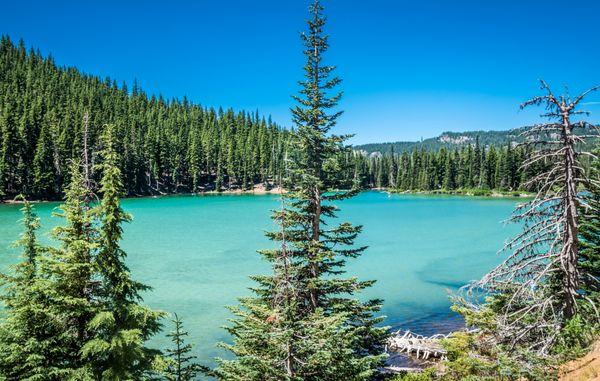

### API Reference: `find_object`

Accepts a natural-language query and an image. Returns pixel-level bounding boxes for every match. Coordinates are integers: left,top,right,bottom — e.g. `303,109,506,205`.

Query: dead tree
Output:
472,81,599,354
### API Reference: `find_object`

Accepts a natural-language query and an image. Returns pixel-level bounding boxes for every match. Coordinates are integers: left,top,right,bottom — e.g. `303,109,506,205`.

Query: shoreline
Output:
385,188,533,198
1,185,533,204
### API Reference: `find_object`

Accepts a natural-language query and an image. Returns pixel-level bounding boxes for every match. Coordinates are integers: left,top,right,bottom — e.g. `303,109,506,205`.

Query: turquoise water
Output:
0,191,519,367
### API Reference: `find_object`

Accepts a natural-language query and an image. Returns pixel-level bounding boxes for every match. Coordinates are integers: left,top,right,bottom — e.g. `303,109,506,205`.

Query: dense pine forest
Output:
354,140,535,192
0,35,288,200
0,34,546,202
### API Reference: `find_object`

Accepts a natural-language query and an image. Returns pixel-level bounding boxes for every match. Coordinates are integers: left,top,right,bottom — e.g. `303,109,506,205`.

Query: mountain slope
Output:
354,129,526,154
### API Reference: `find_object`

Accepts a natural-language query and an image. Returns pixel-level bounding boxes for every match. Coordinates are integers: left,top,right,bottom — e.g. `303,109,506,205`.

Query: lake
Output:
0,191,520,367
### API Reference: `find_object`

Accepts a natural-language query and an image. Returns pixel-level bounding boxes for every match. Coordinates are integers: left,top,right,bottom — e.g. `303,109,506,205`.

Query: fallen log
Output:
386,330,448,361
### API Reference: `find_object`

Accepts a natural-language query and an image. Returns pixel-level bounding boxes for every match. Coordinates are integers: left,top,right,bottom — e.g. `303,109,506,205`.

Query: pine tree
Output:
443,150,457,190
0,99,20,195
579,147,600,299
289,0,386,362
33,122,56,198
165,313,207,381
219,1,386,379
44,160,99,378
82,124,163,379
0,199,68,380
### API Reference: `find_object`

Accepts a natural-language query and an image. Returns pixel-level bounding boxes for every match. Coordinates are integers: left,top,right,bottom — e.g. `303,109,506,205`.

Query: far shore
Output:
201,184,287,195
1,185,534,204
385,188,534,198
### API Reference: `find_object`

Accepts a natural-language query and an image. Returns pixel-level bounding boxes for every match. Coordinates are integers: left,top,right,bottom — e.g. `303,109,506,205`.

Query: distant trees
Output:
0,36,287,201
0,36,550,203
351,140,533,192
217,1,386,379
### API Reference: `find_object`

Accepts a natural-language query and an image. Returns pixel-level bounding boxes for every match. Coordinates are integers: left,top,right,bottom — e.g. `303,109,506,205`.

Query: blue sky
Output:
2,0,599,144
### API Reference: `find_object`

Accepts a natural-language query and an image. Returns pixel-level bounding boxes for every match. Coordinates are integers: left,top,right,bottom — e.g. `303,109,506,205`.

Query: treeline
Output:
1,34,549,202
355,128,525,155
353,139,537,192
0,35,287,201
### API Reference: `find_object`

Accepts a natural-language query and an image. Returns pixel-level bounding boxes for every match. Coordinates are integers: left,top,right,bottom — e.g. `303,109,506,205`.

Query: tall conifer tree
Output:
0,199,67,380
218,1,386,379
82,124,163,379
44,161,99,378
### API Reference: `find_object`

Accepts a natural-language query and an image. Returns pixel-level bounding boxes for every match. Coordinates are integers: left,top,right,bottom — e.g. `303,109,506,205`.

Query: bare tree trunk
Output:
561,110,580,318
310,186,321,310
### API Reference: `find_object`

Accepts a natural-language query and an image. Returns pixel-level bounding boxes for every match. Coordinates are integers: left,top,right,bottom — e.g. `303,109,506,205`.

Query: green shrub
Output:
553,314,599,359
391,367,436,381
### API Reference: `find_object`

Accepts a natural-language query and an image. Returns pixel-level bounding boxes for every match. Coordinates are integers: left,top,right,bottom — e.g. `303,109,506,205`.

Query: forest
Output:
0,35,288,199
0,34,550,201
0,0,599,380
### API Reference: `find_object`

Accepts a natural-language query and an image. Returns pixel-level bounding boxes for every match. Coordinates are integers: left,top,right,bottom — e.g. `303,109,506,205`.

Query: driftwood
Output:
386,330,448,361
383,365,424,374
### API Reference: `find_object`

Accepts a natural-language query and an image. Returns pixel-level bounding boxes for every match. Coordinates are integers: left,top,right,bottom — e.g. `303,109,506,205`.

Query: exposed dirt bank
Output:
559,342,600,381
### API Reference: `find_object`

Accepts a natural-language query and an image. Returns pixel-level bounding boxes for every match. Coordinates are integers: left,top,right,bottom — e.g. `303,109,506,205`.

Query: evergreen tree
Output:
0,199,67,380
579,147,600,298
165,313,207,381
0,99,20,195
219,1,386,379
82,124,163,379
44,160,99,378
443,150,457,190
33,122,56,198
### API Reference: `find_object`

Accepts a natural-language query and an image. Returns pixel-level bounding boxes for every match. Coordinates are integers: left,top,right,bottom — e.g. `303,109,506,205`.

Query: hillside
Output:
0,36,287,200
354,129,526,154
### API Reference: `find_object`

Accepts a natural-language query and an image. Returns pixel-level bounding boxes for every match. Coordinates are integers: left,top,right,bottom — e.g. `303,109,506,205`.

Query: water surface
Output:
0,192,519,366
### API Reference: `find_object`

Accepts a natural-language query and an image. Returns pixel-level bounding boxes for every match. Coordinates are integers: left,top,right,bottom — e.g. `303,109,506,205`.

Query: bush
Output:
553,314,599,359
391,367,436,381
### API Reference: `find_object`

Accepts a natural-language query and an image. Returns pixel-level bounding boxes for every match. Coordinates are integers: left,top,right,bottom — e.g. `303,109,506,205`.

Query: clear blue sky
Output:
2,0,599,144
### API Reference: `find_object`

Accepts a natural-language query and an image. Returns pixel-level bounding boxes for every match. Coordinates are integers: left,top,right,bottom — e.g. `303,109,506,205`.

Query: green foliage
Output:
391,368,436,381
0,199,70,380
579,147,600,300
0,35,288,200
353,140,534,192
439,332,499,380
218,1,386,379
553,315,599,359
450,297,499,332
165,313,207,381
83,124,164,379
